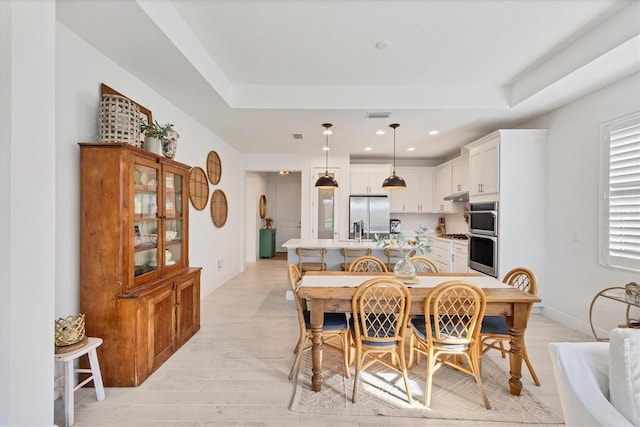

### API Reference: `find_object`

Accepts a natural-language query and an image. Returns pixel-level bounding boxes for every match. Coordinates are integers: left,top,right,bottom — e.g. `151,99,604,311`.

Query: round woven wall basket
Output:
189,166,209,211
99,94,141,147
210,189,228,228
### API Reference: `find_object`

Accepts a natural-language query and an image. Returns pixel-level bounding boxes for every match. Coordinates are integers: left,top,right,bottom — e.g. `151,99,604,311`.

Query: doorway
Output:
275,182,301,252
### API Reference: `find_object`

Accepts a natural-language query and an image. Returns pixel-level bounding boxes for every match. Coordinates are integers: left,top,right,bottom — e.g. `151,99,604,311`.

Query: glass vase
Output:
393,248,416,281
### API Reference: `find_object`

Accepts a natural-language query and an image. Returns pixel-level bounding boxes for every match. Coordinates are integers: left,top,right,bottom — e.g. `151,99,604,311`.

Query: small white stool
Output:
54,337,105,427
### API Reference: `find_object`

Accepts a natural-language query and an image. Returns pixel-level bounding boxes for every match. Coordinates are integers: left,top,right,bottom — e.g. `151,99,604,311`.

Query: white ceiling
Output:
57,0,640,161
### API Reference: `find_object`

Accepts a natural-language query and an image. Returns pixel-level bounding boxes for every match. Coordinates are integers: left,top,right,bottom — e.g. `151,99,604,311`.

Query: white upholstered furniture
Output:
548,328,639,427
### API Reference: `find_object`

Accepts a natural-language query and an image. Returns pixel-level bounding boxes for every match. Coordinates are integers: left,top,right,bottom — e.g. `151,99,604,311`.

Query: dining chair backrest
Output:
503,267,537,295
348,256,388,273
340,248,372,271
503,267,537,318
296,247,327,273
409,256,439,273
288,263,306,316
351,278,411,346
425,280,486,345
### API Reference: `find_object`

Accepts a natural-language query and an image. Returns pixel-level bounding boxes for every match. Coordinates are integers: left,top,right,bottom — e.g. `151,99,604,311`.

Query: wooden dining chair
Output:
409,256,439,273
287,264,350,380
480,267,540,386
350,277,413,404
296,247,327,273
340,248,371,271
384,247,414,271
409,280,490,408
348,256,388,273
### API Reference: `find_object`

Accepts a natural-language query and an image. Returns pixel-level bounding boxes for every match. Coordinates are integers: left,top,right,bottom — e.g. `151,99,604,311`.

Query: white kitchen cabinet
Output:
428,238,451,273
451,156,469,193
465,129,548,283
390,167,434,213
435,164,453,212
452,241,468,273
468,136,499,198
350,165,390,195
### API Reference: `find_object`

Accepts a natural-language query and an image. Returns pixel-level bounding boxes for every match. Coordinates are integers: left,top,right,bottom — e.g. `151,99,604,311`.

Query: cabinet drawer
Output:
432,239,451,251
453,243,468,255
431,247,450,266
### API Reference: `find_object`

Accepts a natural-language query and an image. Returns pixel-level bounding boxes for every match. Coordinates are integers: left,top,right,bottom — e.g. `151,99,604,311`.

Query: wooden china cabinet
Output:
79,143,201,386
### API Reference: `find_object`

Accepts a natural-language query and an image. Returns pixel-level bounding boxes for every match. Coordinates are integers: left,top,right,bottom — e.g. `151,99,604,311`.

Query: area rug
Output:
290,349,563,424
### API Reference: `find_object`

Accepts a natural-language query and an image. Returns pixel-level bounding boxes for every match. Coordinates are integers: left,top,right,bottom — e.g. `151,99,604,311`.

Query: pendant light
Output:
315,123,339,188
382,123,407,189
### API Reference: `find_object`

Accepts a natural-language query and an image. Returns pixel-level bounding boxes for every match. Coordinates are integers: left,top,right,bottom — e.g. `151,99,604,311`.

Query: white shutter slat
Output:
603,113,640,270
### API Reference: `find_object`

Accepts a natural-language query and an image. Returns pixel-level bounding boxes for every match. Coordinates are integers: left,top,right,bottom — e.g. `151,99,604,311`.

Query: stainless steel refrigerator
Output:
349,195,390,239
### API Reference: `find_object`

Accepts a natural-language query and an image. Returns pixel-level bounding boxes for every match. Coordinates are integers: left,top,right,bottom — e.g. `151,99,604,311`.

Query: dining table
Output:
297,271,541,396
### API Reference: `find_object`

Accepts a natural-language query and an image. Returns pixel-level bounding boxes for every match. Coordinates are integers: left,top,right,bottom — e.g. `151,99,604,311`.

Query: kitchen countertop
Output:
282,236,467,249
282,239,383,250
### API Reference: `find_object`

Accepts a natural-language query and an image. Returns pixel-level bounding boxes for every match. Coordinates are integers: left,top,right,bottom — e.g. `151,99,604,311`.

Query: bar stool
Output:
54,337,105,427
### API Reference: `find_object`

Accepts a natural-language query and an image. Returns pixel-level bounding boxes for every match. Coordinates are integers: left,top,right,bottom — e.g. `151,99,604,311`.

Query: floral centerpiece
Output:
375,224,432,280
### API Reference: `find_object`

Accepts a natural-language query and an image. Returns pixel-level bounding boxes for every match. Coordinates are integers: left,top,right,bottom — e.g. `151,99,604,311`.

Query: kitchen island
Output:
282,238,387,271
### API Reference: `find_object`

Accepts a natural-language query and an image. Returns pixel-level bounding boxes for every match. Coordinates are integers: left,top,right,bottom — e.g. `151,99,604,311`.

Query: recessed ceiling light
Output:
279,171,290,175
376,130,385,135
364,147,373,151
375,40,391,50
407,147,416,152
428,130,440,136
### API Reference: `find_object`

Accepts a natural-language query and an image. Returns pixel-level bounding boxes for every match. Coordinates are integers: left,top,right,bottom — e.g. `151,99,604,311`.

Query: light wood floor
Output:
57,258,591,426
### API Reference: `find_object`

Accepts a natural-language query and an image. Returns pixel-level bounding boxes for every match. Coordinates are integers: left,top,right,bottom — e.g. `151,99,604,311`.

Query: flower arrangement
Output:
375,224,433,255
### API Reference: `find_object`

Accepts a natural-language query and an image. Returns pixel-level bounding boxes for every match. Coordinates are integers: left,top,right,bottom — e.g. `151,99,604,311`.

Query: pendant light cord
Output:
390,123,399,174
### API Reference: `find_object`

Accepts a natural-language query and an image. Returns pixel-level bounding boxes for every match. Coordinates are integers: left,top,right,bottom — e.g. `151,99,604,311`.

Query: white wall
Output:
55,23,244,307
242,152,351,240
1,1,56,425
245,172,268,263
523,72,640,336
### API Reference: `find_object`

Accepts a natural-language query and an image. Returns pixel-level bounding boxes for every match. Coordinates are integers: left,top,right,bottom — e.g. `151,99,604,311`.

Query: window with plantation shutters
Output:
600,112,640,272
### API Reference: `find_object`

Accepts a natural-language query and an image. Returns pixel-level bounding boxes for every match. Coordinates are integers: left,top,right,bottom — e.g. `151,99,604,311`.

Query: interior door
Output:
275,182,301,251
311,168,340,239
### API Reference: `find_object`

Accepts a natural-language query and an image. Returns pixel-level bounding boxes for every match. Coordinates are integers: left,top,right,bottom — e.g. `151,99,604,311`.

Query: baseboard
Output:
541,306,597,339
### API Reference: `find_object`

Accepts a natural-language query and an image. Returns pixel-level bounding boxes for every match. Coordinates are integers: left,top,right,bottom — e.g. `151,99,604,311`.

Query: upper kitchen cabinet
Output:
390,167,434,213
468,135,499,198
350,165,391,195
434,156,469,213
465,130,548,203
435,163,454,213
451,156,469,193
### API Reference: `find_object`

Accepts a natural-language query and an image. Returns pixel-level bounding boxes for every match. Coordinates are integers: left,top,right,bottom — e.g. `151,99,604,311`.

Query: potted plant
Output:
140,120,174,155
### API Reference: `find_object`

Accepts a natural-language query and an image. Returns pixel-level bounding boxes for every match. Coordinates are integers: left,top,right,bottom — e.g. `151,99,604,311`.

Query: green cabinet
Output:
259,228,276,258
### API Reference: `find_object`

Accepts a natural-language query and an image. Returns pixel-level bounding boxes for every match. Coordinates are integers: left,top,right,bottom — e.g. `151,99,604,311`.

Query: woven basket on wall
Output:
55,313,86,347
99,94,141,147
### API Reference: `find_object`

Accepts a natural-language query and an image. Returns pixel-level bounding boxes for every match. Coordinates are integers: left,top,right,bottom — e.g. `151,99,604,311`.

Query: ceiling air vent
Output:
292,133,303,140
366,112,391,119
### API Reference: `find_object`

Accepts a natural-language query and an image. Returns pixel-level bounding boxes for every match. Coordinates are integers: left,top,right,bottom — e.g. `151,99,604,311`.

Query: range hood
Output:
443,191,469,202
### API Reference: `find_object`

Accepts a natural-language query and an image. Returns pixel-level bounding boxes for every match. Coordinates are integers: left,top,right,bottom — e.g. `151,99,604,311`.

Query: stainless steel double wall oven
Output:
467,201,498,277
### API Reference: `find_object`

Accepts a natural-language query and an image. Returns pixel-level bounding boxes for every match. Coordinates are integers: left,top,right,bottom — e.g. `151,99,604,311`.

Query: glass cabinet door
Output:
163,167,185,270
133,163,160,278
